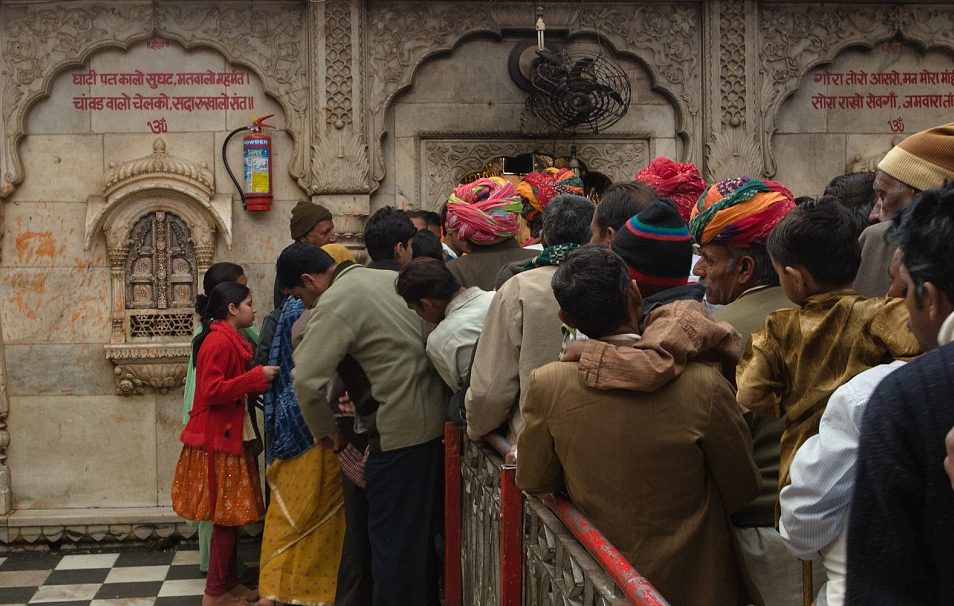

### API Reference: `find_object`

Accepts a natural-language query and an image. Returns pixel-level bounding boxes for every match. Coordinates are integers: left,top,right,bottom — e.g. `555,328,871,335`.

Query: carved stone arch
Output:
365,1,703,190
0,1,309,198
755,4,954,177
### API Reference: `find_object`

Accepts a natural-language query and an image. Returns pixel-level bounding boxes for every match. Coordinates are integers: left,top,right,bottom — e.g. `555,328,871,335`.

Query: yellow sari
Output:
258,445,345,605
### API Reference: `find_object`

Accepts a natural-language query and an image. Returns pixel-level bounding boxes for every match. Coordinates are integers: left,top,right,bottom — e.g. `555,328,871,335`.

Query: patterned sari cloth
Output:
259,297,345,605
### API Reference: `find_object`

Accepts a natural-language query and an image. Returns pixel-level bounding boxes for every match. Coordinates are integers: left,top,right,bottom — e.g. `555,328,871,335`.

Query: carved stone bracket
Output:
365,2,702,191
419,134,648,212
105,344,190,396
0,1,309,198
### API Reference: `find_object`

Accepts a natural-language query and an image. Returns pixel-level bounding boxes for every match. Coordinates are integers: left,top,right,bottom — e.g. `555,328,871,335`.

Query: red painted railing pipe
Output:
540,494,669,606
443,422,463,606
498,465,523,606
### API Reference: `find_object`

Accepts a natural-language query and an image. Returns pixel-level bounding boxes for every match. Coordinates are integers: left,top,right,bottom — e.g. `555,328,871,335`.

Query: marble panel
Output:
772,133,847,197
11,135,104,203
5,344,117,397
155,392,186,505
7,395,158,509
0,267,111,344
27,70,92,135
392,103,528,138
217,197,298,264
214,128,303,201
845,133,907,174
89,42,230,134
2,201,106,269
653,138,678,162
240,262,279,314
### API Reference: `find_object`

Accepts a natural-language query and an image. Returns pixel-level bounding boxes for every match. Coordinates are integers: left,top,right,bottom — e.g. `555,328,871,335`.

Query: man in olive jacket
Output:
290,239,447,606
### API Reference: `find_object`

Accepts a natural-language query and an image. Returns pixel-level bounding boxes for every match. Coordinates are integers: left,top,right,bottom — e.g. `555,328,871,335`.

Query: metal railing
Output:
444,422,669,606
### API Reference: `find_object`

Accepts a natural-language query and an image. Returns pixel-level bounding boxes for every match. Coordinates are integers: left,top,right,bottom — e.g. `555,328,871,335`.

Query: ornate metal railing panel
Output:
461,436,504,606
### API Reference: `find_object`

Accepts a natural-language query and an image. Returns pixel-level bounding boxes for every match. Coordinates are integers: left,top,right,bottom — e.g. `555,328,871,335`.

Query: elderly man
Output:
517,245,759,606
684,176,830,605
854,122,954,296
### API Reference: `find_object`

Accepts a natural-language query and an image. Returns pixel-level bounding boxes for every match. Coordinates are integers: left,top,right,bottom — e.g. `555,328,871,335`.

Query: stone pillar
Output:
107,246,129,345
308,0,372,254
703,0,763,181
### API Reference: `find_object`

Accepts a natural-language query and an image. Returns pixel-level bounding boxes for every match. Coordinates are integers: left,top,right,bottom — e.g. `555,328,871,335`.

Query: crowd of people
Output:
171,120,954,606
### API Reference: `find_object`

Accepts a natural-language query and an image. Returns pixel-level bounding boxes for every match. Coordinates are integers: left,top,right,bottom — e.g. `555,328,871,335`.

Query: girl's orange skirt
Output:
171,444,264,526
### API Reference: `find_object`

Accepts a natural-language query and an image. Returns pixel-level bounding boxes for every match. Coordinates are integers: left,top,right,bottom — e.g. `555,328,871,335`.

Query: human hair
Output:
409,209,442,229
815,194,868,240
593,181,657,232
202,262,245,295
395,257,461,305
541,194,596,246
551,245,631,339
582,170,612,201
726,244,779,287
822,170,877,235
794,195,816,206
766,202,861,287
411,229,444,262
192,281,250,366
276,241,336,289
364,206,417,261
896,182,954,307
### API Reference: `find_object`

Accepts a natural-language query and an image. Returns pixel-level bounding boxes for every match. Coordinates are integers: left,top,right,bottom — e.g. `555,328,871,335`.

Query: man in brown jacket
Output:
517,245,760,606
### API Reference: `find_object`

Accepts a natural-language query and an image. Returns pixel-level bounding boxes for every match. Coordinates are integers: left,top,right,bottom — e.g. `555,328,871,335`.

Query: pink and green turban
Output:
446,177,523,246
688,176,795,247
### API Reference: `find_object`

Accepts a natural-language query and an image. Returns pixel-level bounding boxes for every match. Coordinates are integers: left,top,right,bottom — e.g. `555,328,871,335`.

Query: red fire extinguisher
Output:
223,114,276,211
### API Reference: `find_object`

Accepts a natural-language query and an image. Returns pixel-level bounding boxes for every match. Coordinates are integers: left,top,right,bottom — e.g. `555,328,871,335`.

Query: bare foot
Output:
229,584,259,602
202,593,247,606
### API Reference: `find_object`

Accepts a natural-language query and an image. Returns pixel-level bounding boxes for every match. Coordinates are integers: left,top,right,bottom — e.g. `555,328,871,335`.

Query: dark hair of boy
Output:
395,257,461,305
767,202,862,287
411,229,444,262
276,241,336,289
551,245,632,339
363,206,417,261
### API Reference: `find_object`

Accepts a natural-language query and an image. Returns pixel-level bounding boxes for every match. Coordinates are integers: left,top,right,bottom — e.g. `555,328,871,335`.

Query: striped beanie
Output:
689,176,795,247
445,177,524,246
635,157,706,223
611,198,692,290
878,122,954,191
516,168,585,221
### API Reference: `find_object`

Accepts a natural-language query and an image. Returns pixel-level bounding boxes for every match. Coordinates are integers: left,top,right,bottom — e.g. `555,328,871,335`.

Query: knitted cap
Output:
635,157,706,223
878,122,954,191
611,198,692,290
290,200,333,240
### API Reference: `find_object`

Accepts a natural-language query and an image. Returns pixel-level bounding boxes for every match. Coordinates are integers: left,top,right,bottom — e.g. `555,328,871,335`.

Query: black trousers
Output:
365,438,443,606
335,417,373,606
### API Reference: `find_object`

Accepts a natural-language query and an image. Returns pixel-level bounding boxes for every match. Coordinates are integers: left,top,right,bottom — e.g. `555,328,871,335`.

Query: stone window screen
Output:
123,210,197,342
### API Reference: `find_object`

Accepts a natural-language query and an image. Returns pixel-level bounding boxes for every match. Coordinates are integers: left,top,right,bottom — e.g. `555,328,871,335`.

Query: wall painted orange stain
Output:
15,231,57,263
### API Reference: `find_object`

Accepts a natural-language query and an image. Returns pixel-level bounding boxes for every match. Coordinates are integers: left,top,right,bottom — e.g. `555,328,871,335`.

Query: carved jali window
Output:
124,211,197,341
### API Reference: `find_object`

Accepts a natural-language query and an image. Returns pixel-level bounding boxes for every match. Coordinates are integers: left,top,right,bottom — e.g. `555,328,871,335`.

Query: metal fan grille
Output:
527,49,631,134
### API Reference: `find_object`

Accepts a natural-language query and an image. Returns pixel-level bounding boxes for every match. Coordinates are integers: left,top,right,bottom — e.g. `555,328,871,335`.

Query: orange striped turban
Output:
688,177,795,247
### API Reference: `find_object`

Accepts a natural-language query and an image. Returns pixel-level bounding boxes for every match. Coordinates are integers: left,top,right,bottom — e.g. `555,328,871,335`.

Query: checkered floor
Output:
0,541,260,605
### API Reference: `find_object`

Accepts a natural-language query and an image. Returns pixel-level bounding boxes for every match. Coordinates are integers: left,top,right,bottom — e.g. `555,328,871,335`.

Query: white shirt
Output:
779,360,906,559
426,287,495,391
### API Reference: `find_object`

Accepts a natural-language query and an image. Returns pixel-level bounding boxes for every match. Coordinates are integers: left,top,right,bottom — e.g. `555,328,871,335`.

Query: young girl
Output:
181,263,258,577
172,281,278,606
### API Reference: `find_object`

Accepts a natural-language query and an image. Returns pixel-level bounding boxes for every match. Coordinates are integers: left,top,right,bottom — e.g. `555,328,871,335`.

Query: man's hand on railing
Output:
505,445,518,465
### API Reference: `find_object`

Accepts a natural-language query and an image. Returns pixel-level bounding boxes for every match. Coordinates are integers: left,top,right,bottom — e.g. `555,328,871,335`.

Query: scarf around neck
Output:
523,242,580,270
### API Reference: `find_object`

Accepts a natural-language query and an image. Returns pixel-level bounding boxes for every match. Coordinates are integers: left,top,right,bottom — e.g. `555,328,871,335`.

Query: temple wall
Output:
2,0,954,542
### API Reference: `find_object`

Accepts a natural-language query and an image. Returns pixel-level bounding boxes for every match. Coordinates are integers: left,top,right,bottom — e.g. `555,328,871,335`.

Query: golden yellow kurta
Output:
737,289,920,507
258,445,345,606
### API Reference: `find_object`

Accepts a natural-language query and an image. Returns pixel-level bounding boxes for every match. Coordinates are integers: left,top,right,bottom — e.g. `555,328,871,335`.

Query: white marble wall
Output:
2,41,305,513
